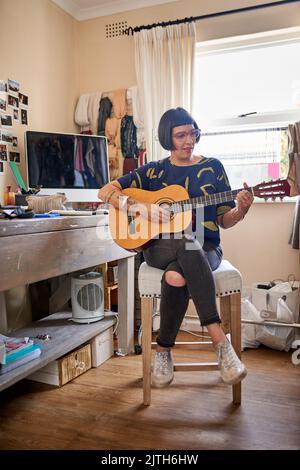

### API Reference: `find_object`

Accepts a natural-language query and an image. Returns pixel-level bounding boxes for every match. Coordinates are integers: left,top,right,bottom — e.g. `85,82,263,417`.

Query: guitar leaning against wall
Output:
109,179,291,251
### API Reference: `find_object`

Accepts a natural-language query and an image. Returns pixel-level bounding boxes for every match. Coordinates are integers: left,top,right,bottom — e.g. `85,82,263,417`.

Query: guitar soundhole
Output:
158,199,175,220
128,215,136,234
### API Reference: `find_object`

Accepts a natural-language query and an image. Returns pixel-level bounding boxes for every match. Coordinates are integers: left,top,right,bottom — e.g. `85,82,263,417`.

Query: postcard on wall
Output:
21,108,28,125
0,144,8,161
12,136,18,148
0,93,7,112
0,162,4,174
13,109,19,122
7,79,20,96
0,80,7,93
1,131,13,144
7,94,19,109
0,114,13,127
9,151,20,163
19,93,28,107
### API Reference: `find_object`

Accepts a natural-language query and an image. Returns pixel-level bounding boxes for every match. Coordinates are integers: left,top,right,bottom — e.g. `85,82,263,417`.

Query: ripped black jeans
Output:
143,236,222,348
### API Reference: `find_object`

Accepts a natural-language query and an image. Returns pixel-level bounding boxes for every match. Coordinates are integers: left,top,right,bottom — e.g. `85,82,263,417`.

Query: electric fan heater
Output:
71,272,104,323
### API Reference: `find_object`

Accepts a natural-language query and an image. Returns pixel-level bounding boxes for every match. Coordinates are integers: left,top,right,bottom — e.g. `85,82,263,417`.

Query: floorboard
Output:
0,344,299,450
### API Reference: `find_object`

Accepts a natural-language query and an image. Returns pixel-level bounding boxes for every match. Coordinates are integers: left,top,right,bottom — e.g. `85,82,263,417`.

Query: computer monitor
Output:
25,131,110,202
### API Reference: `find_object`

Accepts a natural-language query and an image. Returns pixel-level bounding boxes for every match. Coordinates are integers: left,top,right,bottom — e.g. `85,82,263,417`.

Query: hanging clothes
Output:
105,117,119,145
287,122,300,196
289,196,300,249
88,92,102,134
112,89,127,119
288,122,300,249
123,158,137,175
121,115,139,158
98,97,113,136
129,85,145,149
74,94,90,127
105,117,123,180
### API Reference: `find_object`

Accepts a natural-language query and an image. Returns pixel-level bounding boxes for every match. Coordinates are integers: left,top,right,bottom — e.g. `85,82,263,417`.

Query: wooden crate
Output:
107,265,118,284
104,284,118,311
29,343,91,387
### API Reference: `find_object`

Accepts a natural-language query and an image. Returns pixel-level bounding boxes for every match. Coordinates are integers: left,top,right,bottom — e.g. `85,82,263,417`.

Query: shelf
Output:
0,312,116,392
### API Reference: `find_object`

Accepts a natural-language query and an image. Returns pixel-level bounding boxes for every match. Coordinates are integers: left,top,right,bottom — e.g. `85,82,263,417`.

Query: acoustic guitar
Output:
109,179,291,251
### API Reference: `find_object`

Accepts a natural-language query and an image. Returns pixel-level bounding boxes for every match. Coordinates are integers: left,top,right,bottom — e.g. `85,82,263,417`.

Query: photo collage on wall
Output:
0,79,29,174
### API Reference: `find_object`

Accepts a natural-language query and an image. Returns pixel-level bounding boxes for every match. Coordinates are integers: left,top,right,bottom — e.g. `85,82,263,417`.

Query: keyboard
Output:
49,210,108,216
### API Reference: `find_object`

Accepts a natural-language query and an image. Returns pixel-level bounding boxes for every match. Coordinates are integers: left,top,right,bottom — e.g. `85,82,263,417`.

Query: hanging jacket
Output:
121,115,139,158
97,97,113,136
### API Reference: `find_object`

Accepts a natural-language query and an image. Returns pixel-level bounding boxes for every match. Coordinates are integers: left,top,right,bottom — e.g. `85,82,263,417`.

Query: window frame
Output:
195,26,300,129
194,27,300,203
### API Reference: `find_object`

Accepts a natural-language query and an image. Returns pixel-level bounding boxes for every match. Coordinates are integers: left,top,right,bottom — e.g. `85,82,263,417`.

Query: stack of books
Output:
0,334,41,374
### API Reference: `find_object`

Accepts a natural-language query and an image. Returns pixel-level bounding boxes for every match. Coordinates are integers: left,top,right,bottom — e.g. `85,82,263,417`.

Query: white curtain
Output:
134,22,196,161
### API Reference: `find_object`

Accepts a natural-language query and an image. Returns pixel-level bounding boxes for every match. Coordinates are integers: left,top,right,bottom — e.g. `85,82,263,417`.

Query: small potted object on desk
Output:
15,186,41,206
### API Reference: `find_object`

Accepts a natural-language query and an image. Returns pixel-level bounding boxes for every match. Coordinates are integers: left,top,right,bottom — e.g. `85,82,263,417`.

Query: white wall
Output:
0,0,79,204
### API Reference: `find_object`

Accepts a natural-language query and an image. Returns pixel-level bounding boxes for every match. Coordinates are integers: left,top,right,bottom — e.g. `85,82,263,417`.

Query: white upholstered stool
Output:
138,259,243,406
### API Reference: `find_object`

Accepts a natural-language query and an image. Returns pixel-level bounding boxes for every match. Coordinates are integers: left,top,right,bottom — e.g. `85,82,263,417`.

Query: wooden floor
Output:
0,344,299,450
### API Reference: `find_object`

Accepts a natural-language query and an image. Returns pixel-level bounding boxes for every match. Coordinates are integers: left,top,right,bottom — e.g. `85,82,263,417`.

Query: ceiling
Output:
52,0,178,21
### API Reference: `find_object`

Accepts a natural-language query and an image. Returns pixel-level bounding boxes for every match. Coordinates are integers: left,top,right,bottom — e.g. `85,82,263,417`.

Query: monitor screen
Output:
25,131,110,202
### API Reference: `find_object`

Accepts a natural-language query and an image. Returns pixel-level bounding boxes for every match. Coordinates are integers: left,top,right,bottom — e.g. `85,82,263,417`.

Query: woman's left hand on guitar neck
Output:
219,182,254,229
236,182,254,216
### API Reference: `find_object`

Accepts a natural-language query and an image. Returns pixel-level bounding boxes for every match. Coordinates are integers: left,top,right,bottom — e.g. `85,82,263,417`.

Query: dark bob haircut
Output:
158,107,200,151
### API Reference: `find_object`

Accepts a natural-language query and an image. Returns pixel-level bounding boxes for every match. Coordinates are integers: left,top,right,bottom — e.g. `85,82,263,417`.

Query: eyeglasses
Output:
172,129,201,142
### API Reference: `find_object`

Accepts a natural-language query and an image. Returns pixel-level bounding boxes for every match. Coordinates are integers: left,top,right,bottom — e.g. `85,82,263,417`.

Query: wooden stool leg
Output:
141,297,153,406
230,292,242,405
219,296,231,335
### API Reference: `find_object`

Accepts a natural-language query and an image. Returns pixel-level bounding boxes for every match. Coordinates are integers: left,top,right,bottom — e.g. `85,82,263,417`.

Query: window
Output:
193,28,300,189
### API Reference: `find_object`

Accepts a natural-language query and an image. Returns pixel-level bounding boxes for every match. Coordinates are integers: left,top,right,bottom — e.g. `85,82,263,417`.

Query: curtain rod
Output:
123,0,300,35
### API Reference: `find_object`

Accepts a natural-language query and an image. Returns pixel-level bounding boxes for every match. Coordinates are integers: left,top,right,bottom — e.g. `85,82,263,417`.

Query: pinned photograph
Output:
12,136,18,147
21,108,28,125
8,94,19,109
1,131,13,144
19,92,28,107
9,151,20,163
0,92,7,111
8,79,20,96
0,114,13,127
0,144,8,161
0,80,7,92
0,162,4,174
13,109,19,121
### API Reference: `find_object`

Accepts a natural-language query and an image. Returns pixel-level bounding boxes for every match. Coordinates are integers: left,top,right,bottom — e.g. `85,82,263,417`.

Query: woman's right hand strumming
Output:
129,202,170,224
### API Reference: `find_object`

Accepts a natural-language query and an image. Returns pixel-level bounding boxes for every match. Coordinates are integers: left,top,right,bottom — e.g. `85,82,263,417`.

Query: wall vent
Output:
106,21,128,38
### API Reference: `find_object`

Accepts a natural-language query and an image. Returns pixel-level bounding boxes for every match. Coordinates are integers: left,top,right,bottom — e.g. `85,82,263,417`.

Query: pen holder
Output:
15,194,28,206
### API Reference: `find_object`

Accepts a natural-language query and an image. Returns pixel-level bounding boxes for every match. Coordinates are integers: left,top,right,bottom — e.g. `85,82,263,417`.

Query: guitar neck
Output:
170,187,253,213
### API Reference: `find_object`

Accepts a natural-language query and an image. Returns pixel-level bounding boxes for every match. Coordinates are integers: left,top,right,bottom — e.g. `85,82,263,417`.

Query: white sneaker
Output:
152,351,174,387
215,338,247,385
